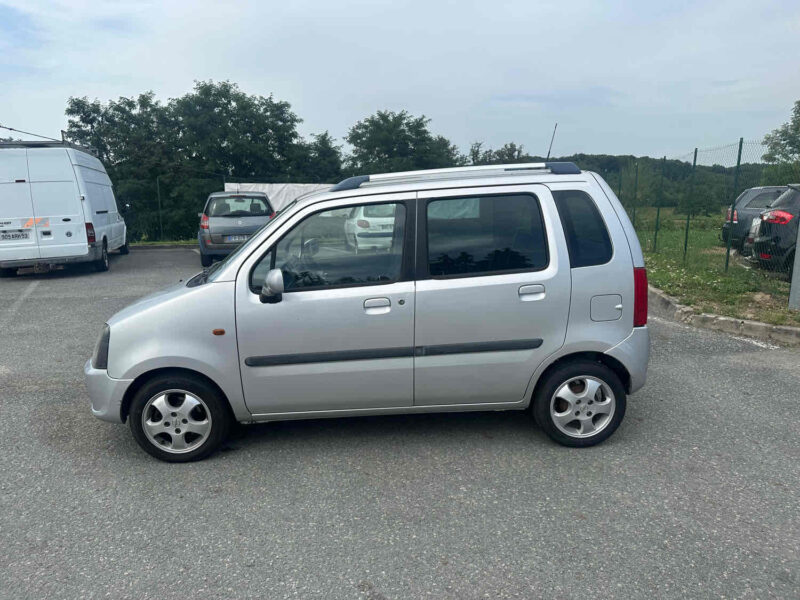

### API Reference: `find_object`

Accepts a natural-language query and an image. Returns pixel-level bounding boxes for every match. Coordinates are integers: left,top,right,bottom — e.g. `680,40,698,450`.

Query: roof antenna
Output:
546,122,558,160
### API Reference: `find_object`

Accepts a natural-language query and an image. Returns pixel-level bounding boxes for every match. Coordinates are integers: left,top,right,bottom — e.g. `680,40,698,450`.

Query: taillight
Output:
762,210,794,225
85,222,96,243
726,207,739,224
759,252,772,260
200,213,209,229
357,219,370,228
633,267,648,327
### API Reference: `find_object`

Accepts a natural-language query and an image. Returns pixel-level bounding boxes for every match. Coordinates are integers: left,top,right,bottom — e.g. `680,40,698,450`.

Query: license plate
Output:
224,235,248,243
0,231,30,241
749,217,760,236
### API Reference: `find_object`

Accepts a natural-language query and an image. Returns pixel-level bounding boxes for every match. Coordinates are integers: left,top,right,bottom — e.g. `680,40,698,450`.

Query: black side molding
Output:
415,339,543,357
245,339,543,367
245,346,413,367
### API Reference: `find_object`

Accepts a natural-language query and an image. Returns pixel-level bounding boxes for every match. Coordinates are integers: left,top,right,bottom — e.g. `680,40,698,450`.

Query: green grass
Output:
634,207,800,327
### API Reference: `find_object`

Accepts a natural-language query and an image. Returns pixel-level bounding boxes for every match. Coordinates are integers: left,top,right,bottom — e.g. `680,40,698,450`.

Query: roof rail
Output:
329,161,580,192
0,140,98,156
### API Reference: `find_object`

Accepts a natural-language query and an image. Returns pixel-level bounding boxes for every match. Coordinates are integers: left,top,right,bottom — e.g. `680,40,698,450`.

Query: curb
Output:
130,244,196,250
648,285,800,347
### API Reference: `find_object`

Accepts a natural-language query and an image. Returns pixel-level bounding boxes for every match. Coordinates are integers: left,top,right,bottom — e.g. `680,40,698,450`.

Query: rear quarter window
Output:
553,190,613,268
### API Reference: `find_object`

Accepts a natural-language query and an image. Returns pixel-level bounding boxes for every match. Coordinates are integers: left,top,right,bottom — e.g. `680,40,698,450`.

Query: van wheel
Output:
200,252,213,267
0,267,16,277
94,242,109,272
119,242,130,255
128,373,232,462
532,360,626,447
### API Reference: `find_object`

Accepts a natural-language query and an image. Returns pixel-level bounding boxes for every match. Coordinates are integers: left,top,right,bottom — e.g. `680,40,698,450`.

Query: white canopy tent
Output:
224,182,332,211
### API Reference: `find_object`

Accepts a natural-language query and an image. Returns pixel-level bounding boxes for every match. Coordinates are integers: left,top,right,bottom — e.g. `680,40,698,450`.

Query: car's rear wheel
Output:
94,242,109,272
200,252,213,267
128,373,232,462
119,242,130,255
532,360,626,447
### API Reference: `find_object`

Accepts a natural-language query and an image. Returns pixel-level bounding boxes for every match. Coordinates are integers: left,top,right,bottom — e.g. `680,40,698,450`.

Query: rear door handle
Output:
364,297,391,315
518,284,545,301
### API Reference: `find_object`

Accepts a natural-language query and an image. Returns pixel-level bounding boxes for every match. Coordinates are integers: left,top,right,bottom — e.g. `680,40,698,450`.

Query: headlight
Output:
92,324,110,370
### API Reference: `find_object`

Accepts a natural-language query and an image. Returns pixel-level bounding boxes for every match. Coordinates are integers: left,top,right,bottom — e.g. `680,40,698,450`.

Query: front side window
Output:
553,190,613,268
426,194,548,277
251,202,406,292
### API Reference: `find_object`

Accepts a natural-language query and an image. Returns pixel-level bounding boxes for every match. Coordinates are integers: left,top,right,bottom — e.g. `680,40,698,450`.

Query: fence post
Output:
724,137,744,272
683,149,697,263
632,161,639,227
653,155,666,252
789,223,800,309
617,168,623,200
156,175,164,241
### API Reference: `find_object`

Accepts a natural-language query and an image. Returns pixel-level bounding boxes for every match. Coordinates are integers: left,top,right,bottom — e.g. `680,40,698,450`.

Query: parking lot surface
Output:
1,248,799,599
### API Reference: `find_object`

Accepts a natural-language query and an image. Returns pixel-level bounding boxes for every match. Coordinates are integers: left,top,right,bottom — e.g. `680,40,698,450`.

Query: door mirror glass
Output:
260,268,284,303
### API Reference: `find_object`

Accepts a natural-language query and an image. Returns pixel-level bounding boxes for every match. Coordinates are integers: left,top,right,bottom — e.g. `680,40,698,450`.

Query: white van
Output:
0,141,127,276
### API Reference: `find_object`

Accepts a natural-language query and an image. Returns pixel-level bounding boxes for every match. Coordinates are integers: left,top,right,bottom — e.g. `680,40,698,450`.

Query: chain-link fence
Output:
613,140,800,325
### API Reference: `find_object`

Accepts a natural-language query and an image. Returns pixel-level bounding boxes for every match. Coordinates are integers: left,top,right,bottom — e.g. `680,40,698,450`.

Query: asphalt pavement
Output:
0,248,798,599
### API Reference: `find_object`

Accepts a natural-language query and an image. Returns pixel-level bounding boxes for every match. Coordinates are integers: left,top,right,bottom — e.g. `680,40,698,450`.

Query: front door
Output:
235,193,415,416
413,185,571,406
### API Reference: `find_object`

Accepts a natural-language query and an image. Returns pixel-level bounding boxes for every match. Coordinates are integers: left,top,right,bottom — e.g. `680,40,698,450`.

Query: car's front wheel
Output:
128,373,232,462
200,252,213,267
0,267,16,277
532,360,626,447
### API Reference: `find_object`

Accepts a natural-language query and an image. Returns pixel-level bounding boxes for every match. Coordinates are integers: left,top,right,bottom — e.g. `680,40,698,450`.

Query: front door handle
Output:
518,284,545,301
364,297,391,315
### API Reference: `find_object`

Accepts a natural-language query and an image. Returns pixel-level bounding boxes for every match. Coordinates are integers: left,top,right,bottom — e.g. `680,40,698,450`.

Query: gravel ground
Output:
0,248,798,599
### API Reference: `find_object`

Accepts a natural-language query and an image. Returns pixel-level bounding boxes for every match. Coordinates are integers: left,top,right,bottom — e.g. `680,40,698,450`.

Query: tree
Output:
345,110,464,174
764,100,800,163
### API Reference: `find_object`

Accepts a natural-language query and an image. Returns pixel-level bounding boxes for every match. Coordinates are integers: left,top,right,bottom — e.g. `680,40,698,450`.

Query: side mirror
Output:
260,268,284,304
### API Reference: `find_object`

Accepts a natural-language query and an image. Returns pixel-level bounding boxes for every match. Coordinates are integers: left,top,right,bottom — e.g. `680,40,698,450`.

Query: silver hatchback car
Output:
86,162,649,462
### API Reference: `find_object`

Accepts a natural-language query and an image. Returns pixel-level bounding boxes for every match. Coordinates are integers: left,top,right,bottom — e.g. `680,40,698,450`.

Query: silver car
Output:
86,162,650,462
198,191,274,267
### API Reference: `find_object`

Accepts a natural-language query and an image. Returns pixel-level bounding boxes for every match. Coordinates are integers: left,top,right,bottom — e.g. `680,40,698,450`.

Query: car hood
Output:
107,280,197,327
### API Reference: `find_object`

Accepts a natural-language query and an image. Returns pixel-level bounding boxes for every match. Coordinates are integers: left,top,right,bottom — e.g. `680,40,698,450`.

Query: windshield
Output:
205,200,298,283
206,195,272,217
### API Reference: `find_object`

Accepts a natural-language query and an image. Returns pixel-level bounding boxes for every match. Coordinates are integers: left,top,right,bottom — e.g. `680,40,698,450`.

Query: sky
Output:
1,0,799,159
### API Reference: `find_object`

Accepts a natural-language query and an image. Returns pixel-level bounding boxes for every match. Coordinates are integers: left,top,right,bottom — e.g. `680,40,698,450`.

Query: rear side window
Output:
745,190,783,209
553,190,613,268
426,194,548,277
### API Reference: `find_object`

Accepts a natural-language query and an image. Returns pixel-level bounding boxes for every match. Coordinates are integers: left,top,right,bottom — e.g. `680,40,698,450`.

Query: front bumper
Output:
604,326,649,394
84,359,133,423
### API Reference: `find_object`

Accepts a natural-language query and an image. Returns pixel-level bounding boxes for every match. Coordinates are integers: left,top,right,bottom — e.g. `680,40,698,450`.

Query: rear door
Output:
0,149,39,261
27,149,86,259
414,184,571,406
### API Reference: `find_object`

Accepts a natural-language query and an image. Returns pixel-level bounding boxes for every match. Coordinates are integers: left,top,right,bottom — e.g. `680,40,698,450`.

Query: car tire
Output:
0,267,16,277
200,252,213,267
128,373,232,463
532,360,626,448
119,242,130,255
94,242,109,272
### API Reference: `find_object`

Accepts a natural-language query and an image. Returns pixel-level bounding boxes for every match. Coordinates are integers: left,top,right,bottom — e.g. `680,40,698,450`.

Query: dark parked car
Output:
722,186,787,251
752,184,799,272
198,192,274,266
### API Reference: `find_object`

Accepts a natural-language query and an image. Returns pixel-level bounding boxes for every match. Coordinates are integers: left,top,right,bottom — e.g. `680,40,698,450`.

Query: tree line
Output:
61,81,800,240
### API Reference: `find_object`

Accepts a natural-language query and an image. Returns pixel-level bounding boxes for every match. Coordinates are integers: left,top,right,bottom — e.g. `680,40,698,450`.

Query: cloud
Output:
1,0,799,158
